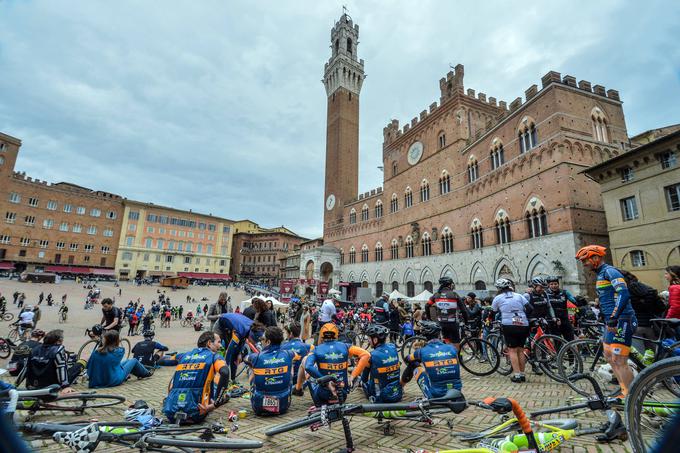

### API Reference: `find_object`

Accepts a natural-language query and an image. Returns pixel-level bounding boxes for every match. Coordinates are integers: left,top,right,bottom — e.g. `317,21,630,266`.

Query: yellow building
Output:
584,129,680,289
114,200,235,281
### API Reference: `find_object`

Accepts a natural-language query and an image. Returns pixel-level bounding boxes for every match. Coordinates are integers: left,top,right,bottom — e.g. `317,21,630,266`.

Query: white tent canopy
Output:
388,289,409,300
238,296,288,313
409,290,433,302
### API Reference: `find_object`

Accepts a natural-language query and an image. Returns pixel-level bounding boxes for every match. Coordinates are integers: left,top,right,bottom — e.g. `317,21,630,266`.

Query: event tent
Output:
388,289,409,300
409,290,433,302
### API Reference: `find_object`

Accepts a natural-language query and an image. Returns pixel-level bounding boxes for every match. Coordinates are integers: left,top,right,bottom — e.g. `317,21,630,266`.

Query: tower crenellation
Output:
323,13,365,97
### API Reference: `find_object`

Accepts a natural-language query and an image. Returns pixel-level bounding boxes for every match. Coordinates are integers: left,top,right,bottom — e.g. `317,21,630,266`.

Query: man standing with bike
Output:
425,277,468,352
576,245,637,398
545,276,575,341
100,298,122,332
360,324,403,403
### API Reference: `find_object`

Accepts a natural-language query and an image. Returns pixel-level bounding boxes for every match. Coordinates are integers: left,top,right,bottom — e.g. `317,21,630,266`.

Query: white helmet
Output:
124,407,155,421
494,278,514,290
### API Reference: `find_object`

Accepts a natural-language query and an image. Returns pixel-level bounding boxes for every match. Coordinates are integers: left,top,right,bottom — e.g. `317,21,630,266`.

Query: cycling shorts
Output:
603,317,637,355
501,325,530,348
440,321,460,343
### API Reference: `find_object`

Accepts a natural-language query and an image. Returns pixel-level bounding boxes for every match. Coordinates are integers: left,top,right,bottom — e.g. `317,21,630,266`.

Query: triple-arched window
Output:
495,210,512,244
349,208,356,224
525,197,548,238
439,170,451,194
404,187,413,208
390,193,399,213
361,244,369,262
375,242,383,262
420,180,430,202
405,236,414,258
467,156,479,183
441,227,454,254
518,116,538,153
421,233,432,256
471,219,483,249
375,200,383,218
361,204,369,222
490,138,505,170
390,239,399,260
591,107,609,143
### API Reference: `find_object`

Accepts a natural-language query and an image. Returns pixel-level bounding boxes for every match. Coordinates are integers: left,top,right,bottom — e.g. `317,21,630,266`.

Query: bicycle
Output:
0,383,125,417
487,318,568,382
556,318,680,397
8,321,31,342
401,325,500,377
77,327,131,362
58,308,68,324
0,336,16,359
0,307,14,322
625,355,680,452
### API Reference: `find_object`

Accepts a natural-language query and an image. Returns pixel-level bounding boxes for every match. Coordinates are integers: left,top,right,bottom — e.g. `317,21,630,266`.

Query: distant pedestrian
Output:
38,292,44,305
18,293,25,308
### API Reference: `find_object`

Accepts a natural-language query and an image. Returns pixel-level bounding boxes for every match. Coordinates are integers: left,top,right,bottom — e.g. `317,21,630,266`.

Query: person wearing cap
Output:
7,329,45,377
575,245,637,398
131,330,169,368
26,329,86,394
360,324,403,403
294,322,370,406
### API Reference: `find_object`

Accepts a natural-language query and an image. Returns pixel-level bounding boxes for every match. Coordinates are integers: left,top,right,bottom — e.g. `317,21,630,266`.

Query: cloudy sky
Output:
1,1,678,238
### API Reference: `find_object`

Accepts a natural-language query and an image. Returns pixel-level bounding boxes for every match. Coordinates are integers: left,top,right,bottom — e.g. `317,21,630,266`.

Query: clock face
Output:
407,141,424,165
326,194,336,211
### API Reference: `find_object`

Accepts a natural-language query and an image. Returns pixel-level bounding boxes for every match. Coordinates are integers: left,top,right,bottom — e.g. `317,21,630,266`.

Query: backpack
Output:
26,345,60,389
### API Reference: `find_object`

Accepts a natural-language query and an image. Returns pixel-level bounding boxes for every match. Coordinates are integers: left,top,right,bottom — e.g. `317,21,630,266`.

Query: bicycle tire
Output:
41,393,126,411
625,356,680,453
8,328,19,342
265,413,323,436
556,338,615,397
120,338,131,359
400,335,427,361
77,339,100,362
488,333,512,376
458,337,500,376
15,363,27,387
0,340,12,359
532,334,568,382
141,435,263,450
2,313,14,322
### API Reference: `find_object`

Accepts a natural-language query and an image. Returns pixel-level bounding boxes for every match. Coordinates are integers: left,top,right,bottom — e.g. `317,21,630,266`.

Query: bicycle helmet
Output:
438,276,454,287
31,329,46,338
365,324,389,340
129,400,149,409
124,407,156,421
530,276,548,288
319,322,339,340
494,278,514,290
142,330,155,339
546,275,560,283
419,321,442,339
575,245,607,261
91,324,103,336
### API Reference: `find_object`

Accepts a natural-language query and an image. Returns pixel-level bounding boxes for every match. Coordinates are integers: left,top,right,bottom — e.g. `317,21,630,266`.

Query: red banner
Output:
318,281,329,296
279,279,295,294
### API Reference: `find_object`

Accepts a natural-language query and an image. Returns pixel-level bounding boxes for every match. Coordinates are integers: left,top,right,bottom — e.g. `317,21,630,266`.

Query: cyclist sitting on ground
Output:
245,326,295,415
545,276,576,341
492,278,532,383
7,329,45,377
400,320,462,397
576,245,638,398
215,312,266,384
281,322,313,383
100,298,123,332
131,330,169,369
163,331,230,424
86,330,151,388
360,324,403,403
425,277,469,351
294,322,370,406
26,329,86,394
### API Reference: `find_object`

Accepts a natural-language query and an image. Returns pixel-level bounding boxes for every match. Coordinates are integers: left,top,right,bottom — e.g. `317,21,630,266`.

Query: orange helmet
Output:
319,322,339,340
575,245,607,261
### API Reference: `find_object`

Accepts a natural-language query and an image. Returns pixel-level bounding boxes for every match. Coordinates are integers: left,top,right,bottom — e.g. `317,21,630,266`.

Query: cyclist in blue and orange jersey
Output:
245,326,295,416
215,312,265,383
360,324,403,403
293,323,370,406
163,331,229,424
281,322,313,383
401,321,462,398
576,245,637,398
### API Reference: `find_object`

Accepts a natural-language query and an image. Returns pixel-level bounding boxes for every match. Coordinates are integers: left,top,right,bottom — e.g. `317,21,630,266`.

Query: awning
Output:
178,272,231,281
0,262,14,270
90,268,115,276
45,265,92,274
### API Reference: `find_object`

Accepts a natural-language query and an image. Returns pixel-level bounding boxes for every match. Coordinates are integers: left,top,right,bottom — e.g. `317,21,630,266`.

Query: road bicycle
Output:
556,318,680,397
0,336,17,359
7,321,32,342
0,383,125,417
0,306,14,322
77,326,131,362
401,325,500,377
58,308,68,323
625,355,680,452
487,318,568,382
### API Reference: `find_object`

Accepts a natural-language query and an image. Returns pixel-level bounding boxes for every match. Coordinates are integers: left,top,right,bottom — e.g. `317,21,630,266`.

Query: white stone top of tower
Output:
323,13,365,96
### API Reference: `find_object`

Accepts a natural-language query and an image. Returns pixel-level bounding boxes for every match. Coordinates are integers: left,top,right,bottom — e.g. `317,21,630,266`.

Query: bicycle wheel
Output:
41,393,126,411
143,434,263,450
458,338,500,376
265,413,322,436
400,335,427,361
8,328,19,342
120,338,131,359
532,334,568,382
625,356,680,453
2,313,14,322
0,339,12,359
77,339,100,361
556,338,621,397
487,333,512,376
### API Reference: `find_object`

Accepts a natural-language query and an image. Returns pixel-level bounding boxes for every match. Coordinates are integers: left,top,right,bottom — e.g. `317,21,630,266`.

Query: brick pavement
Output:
5,365,632,452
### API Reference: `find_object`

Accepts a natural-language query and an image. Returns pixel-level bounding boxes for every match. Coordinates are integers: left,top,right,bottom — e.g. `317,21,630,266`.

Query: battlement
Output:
348,186,383,205
13,171,51,186
439,64,465,102
12,171,123,199
331,13,359,35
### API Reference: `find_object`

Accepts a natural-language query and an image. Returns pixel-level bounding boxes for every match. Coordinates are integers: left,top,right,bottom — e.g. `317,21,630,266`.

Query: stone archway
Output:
305,260,314,280
320,262,333,282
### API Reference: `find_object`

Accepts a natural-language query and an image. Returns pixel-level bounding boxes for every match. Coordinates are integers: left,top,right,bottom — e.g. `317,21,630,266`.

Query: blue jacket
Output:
217,313,254,341
363,343,403,402
246,344,295,415
596,263,634,320
405,339,461,397
87,347,126,388
281,338,313,382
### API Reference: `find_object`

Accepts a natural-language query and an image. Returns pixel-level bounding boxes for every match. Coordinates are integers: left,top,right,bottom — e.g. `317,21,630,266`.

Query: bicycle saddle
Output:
651,318,680,328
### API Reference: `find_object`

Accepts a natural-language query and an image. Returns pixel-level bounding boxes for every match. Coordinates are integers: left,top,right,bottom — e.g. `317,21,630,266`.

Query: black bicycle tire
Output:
40,393,126,410
77,339,99,361
265,413,323,436
0,341,11,359
2,313,14,322
9,328,19,342
488,333,512,376
556,338,620,397
400,335,427,361
140,435,263,450
625,356,680,453
120,338,131,359
15,363,27,387
532,334,568,383
458,338,500,377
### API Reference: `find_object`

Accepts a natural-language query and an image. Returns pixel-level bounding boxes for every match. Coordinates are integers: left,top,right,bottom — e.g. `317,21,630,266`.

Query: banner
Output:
279,279,295,294
318,281,329,296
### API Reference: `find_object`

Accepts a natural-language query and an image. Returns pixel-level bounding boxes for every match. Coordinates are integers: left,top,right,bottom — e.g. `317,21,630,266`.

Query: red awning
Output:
0,262,13,270
45,265,92,274
90,268,115,276
178,272,231,281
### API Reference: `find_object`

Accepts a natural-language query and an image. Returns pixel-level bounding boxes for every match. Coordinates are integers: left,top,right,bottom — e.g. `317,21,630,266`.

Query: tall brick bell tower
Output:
322,13,364,235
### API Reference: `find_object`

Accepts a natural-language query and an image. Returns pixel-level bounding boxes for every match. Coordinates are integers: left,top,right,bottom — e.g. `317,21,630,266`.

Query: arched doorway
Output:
406,281,415,297
423,281,433,292
392,281,399,291
320,262,333,281
361,281,368,288
474,280,487,290
375,281,383,296
305,260,314,280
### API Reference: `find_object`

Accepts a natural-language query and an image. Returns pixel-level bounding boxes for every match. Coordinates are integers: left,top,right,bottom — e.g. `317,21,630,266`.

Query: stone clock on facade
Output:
407,141,423,165
326,194,336,211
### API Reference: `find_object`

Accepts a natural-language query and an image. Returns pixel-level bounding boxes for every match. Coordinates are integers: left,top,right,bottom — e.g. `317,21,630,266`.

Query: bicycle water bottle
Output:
477,438,519,452
630,347,645,364
642,349,655,366
508,431,570,449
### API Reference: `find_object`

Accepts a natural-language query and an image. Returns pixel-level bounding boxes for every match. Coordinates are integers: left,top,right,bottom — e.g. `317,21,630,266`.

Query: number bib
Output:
511,313,524,326
262,396,280,413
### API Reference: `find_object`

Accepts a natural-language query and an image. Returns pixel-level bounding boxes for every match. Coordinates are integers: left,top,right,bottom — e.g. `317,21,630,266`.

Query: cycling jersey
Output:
280,338,313,382
245,344,295,415
163,347,226,424
403,339,461,398
546,289,570,318
373,298,389,324
131,340,169,367
524,291,554,320
427,290,468,324
361,342,403,403
216,313,255,382
595,263,634,321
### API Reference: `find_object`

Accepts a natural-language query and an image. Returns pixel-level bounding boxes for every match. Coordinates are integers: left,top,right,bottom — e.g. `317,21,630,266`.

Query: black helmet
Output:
365,324,389,340
438,276,453,287
531,277,548,288
419,321,442,339
91,324,103,336
142,330,155,339
546,275,560,283
494,278,514,290
129,400,149,410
